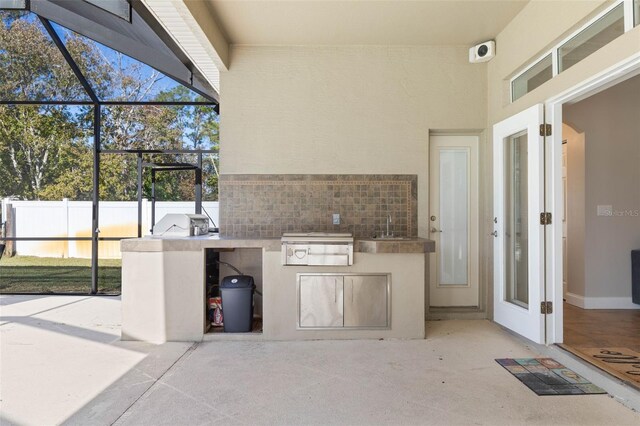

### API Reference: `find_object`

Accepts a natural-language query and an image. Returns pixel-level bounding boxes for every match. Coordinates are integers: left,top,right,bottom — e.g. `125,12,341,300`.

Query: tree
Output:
0,13,92,199
0,13,88,101
155,86,220,200
0,105,85,199
0,11,220,202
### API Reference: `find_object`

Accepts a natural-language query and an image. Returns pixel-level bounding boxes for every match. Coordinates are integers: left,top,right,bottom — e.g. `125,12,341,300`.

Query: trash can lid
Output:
220,275,255,289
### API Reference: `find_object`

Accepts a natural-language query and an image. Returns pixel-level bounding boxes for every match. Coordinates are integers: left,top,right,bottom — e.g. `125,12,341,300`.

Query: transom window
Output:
511,0,637,102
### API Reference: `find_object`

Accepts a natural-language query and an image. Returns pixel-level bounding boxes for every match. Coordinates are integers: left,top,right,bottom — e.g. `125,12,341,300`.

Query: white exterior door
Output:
429,135,479,307
493,104,547,344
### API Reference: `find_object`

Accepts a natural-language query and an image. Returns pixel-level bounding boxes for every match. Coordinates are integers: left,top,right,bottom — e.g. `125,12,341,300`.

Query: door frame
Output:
427,131,486,314
544,52,640,344
428,134,480,308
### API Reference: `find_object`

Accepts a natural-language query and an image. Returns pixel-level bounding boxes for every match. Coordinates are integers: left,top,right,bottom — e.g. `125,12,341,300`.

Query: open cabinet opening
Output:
205,248,263,335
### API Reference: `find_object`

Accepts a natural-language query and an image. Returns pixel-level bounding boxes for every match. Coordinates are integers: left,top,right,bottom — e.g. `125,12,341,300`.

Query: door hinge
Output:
540,123,552,136
540,212,552,225
541,301,553,314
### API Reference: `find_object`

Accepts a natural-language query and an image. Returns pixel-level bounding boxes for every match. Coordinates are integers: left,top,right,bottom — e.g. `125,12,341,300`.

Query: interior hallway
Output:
1,296,640,425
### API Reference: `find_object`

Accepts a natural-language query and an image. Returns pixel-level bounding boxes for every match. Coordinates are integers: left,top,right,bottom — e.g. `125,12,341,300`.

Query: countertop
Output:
121,235,435,253
120,235,281,252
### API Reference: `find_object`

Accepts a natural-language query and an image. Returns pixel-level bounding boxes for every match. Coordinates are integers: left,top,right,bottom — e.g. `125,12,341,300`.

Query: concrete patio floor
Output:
1,295,639,425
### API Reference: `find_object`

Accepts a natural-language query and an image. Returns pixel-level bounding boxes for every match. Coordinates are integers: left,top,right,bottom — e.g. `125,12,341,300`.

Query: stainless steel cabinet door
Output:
344,275,389,327
299,275,344,328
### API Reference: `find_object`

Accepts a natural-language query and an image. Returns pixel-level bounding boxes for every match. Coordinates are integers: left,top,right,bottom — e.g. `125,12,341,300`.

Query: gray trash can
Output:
220,275,255,332
632,250,640,305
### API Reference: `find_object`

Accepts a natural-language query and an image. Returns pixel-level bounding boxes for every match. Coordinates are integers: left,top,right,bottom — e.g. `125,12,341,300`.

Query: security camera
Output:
469,41,496,63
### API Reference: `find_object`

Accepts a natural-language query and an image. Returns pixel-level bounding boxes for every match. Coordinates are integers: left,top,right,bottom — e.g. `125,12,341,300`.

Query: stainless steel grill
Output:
281,232,354,266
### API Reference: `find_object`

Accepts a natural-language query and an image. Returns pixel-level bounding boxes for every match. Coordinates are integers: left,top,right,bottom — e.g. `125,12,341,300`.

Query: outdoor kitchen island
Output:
120,235,434,343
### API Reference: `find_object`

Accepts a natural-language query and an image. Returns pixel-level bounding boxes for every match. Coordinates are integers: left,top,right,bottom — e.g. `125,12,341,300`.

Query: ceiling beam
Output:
141,0,229,94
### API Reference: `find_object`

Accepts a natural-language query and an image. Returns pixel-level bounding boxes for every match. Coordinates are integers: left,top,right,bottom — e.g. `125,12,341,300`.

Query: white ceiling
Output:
204,0,530,46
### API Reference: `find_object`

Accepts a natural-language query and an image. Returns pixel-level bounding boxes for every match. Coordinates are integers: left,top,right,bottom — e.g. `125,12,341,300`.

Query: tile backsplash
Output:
219,174,417,238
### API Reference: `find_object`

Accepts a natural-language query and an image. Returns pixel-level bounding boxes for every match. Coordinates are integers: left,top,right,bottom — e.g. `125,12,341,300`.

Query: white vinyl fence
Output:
1,199,219,259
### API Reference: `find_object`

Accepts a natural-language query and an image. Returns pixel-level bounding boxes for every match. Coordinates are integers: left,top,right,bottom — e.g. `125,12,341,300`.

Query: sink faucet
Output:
385,214,393,238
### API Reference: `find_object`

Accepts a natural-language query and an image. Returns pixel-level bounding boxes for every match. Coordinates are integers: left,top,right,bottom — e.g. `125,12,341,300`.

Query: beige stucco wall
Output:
219,45,487,237
564,75,640,300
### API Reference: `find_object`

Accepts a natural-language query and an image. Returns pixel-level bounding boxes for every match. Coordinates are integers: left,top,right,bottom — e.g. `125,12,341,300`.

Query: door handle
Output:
350,278,354,305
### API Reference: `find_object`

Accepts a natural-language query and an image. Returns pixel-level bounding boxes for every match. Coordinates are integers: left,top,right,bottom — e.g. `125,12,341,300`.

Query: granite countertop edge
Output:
120,236,435,253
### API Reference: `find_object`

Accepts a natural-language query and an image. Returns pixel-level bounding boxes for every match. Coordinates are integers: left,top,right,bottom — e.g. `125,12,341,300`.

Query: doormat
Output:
495,358,606,395
560,347,640,389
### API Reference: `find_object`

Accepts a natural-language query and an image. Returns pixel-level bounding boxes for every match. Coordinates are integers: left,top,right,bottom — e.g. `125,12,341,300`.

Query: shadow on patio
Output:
2,295,639,426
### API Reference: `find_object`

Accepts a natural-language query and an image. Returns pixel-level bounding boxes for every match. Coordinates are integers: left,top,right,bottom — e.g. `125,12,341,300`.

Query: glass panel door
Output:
493,104,546,344
504,131,529,308
429,135,479,307
439,149,469,285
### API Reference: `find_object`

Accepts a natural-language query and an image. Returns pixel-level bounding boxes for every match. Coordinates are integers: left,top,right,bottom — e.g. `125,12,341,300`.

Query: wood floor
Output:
563,302,640,352
562,302,640,387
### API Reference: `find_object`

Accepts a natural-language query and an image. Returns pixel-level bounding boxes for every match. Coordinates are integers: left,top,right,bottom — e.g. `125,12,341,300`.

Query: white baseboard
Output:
565,292,640,309
565,292,585,308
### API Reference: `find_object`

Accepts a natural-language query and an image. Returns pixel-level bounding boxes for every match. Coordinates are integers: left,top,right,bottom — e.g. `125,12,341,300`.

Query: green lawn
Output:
0,256,121,294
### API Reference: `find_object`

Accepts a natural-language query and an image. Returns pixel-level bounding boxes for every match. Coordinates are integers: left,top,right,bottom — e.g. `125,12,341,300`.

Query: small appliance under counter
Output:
120,235,434,343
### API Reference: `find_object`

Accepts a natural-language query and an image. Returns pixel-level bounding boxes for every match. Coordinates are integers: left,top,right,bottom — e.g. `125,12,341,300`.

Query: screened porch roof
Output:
0,0,218,107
